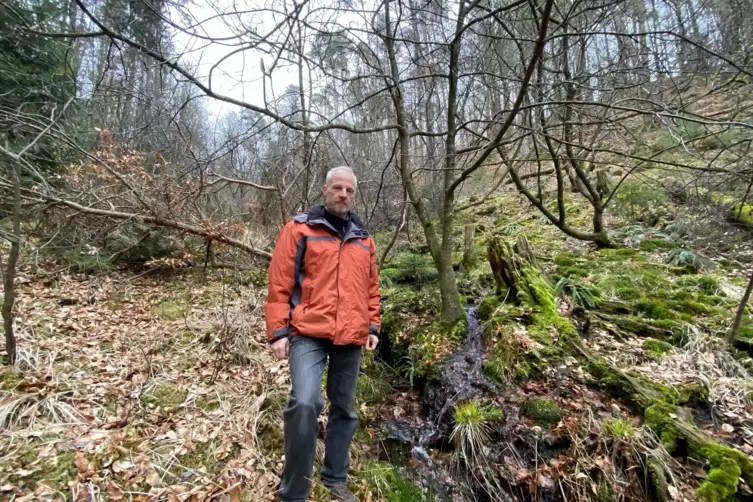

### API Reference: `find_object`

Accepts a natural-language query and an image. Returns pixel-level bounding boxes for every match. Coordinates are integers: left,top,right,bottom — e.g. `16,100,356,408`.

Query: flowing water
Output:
375,307,505,500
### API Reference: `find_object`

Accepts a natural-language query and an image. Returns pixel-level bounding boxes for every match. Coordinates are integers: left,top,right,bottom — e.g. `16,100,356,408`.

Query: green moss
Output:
522,397,562,427
645,399,753,499
677,381,709,403
196,395,220,412
671,299,711,315
1,369,25,391
599,248,640,260
517,266,556,312
354,461,432,501
180,441,227,474
595,276,640,299
677,275,719,294
644,401,678,449
477,296,502,321
483,358,508,385
382,287,440,315
634,297,673,319
381,310,403,335
256,393,287,458
640,238,678,251
153,298,189,321
7,446,77,491
408,316,467,378
585,359,637,401
643,338,674,359
140,381,187,411
558,265,590,278
694,441,753,484
528,310,576,346
696,459,741,501
384,252,438,284
554,253,579,267
730,202,753,226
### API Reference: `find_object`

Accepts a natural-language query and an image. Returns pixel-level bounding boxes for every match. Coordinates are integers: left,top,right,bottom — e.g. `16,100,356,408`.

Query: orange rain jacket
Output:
264,205,381,346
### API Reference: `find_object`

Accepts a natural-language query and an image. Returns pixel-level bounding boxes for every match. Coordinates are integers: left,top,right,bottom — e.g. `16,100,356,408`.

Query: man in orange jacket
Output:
265,166,381,502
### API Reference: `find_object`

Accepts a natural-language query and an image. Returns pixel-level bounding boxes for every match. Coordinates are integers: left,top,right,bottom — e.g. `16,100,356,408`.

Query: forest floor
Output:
2,180,753,501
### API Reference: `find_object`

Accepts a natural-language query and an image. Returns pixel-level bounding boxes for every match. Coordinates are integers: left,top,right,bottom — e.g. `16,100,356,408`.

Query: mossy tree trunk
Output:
573,340,753,499
727,267,753,344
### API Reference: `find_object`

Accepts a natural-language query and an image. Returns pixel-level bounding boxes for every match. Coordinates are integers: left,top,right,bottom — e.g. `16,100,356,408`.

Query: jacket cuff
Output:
369,323,380,336
269,326,291,344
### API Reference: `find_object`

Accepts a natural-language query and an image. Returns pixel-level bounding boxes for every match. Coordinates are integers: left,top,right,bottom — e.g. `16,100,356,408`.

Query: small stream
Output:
374,307,506,500
373,307,574,501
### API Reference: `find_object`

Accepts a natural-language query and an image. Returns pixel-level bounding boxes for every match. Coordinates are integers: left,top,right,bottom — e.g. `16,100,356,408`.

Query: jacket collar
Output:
294,205,369,240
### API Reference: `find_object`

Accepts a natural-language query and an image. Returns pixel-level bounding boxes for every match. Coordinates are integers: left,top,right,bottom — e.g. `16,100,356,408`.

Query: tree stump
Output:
487,235,547,298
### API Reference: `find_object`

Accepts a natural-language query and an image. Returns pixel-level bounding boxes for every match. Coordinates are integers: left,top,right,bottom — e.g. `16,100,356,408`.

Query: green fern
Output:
666,248,714,273
555,277,599,308
500,223,524,236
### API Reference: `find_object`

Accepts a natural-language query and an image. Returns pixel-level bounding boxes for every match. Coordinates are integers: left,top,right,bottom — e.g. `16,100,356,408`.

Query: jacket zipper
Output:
335,238,344,333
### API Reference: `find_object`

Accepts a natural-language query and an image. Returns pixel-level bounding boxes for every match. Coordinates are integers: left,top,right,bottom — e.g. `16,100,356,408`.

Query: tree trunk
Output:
727,268,753,344
2,158,20,366
383,0,463,324
462,224,475,270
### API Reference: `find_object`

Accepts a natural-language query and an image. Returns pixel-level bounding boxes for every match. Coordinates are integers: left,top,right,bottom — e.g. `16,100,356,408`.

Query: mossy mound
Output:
140,381,187,412
522,397,562,427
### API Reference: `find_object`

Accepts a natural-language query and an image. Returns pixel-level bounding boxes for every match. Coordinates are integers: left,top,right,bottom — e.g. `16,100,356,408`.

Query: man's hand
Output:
271,337,290,360
365,334,379,351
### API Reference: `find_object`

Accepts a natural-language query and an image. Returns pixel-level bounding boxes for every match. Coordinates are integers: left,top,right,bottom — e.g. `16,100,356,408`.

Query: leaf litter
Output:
0,269,293,501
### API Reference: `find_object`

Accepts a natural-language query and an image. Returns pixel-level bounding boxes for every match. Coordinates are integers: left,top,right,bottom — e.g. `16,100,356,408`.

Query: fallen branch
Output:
5,185,272,260
206,171,278,191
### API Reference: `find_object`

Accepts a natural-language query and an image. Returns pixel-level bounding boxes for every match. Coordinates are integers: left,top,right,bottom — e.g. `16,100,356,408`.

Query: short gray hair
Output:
326,166,357,186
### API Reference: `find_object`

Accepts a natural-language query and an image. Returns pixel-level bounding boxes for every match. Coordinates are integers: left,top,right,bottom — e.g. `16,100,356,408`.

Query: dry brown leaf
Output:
73,451,92,475
112,460,135,474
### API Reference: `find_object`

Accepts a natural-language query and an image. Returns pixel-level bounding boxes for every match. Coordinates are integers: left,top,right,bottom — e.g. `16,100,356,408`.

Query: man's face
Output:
323,171,356,217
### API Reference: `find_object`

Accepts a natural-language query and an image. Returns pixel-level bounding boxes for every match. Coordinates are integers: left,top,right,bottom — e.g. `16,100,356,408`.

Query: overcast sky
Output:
171,0,301,119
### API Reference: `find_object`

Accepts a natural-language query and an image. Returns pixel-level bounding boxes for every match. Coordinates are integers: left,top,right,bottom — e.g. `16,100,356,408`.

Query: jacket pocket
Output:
301,282,313,309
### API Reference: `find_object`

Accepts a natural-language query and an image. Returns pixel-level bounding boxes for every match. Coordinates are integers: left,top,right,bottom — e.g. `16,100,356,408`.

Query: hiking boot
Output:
328,484,358,502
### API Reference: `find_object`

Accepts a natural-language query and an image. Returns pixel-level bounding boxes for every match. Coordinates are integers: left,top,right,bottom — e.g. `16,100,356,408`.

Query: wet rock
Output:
411,446,432,464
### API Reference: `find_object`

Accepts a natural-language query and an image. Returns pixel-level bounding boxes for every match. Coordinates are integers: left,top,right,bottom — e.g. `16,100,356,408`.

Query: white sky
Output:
170,1,301,119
